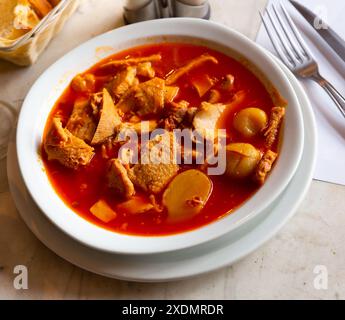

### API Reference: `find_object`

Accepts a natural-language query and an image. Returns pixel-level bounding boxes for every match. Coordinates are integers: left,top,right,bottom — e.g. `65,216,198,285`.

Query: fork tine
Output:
280,2,313,59
265,6,297,66
260,11,294,68
271,4,304,61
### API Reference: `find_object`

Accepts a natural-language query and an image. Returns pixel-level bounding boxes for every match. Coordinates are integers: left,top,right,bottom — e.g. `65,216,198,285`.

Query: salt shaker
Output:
123,0,158,24
173,0,210,19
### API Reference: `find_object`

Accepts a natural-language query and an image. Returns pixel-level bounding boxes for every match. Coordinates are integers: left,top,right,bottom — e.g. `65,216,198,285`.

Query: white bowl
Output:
17,18,304,255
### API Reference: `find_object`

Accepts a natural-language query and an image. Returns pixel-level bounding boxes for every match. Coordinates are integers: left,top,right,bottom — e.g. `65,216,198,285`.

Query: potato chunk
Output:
137,62,155,78
164,86,179,103
90,199,117,223
191,74,216,97
162,169,212,222
116,196,154,215
233,107,267,138
66,98,96,143
225,143,261,178
109,66,137,98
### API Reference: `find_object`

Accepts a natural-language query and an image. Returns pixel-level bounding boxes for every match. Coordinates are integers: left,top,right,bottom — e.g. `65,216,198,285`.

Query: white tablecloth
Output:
257,0,345,185
1,0,345,300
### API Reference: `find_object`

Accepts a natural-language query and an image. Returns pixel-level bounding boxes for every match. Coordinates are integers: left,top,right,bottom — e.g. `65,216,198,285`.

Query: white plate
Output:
16,18,304,255
7,56,316,282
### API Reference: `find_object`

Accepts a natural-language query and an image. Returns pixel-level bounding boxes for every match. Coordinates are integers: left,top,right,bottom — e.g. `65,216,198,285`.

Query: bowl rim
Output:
16,18,304,255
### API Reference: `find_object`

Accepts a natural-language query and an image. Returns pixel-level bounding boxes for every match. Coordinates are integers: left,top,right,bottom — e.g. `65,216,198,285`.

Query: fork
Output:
260,2,345,118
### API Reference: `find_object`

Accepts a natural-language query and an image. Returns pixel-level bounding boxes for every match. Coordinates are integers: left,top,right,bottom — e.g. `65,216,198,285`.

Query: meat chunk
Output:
137,62,155,78
253,150,277,185
208,89,221,103
115,92,136,114
129,163,179,194
119,120,158,134
193,102,226,140
134,77,165,116
184,107,198,126
71,73,95,93
117,77,165,116
108,66,137,98
148,194,163,213
128,133,179,194
264,107,285,147
107,159,135,199
101,54,162,69
171,100,190,111
165,54,218,85
44,118,94,169
66,98,96,142
90,92,103,115
221,74,235,91
159,100,190,130
91,88,122,145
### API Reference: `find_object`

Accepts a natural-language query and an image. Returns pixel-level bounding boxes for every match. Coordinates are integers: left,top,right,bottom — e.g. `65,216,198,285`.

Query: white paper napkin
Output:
256,0,345,186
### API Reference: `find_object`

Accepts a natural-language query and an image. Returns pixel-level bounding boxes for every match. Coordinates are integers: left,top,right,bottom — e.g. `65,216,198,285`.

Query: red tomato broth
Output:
42,43,277,236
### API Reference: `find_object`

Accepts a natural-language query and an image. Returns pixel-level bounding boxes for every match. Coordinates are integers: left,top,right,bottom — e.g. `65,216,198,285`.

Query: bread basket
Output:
0,0,79,66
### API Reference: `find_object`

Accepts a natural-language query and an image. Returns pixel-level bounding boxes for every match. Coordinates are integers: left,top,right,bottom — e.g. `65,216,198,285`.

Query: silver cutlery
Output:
260,2,345,118
289,0,345,64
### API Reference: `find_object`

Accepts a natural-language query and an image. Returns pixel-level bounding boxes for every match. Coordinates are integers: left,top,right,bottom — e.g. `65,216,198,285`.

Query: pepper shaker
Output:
123,0,211,24
173,0,210,19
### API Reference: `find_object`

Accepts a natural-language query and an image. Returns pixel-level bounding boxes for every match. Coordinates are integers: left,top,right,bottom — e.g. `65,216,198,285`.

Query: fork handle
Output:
312,75,345,119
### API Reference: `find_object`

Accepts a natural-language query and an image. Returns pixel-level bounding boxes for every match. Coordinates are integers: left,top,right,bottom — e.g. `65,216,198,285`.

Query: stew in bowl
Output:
42,42,285,236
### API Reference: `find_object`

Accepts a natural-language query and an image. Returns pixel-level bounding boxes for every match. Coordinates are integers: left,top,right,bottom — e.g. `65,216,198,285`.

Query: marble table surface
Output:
1,0,345,300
